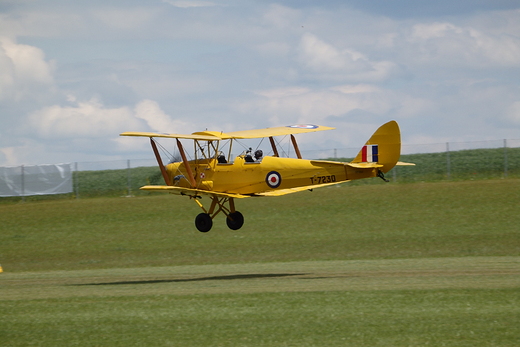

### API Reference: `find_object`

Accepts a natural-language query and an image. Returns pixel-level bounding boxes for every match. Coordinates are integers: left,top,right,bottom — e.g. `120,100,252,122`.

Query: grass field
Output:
1,179,519,346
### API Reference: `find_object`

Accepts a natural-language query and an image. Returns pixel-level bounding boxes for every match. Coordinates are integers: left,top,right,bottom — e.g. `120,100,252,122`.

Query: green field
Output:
1,179,519,346
3,146,516,201
80,147,520,196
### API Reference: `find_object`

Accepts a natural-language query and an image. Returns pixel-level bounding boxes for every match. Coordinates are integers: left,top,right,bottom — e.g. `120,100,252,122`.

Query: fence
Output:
0,164,73,200
303,139,520,182
1,139,519,200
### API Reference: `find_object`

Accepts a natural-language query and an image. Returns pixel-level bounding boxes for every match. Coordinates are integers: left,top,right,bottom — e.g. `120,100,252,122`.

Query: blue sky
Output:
1,0,520,165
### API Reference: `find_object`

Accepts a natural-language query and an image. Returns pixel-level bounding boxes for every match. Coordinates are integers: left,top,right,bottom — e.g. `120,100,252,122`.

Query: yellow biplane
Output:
120,120,413,232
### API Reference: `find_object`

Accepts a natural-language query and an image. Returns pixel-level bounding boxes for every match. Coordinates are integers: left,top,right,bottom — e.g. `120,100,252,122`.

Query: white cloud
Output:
134,99,190,133
92,7,158,32
1,2,520,166
263,4,302,30
299,33,364,72
254,41,291,58
329,84,380,94
394,95,435,119
407,21,520,67
0,8,87,39
163,1,219,9
254,87,310,99
0,146,18,167
29,97,190,141
297,33,398,82
0,37,55,101
241,84,395,129
411,22,460,40
30,98,139,139
505,101,520,124
234,82,442,149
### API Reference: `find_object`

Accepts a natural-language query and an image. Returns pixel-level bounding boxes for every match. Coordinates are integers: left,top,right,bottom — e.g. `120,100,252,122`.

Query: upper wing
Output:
120,132,221,141
139,185,250,199
253,181,346,197
121,124,334,141
216,124,335,139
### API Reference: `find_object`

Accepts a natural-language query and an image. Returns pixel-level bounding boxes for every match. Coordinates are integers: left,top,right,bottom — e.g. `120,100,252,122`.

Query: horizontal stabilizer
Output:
346,162,384,169
310,160,384,173
310,160,384,170
396,161,415,166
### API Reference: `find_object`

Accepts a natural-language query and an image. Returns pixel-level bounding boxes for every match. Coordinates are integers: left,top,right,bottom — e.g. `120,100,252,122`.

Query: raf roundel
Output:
266,171,282,189
287,124,319,129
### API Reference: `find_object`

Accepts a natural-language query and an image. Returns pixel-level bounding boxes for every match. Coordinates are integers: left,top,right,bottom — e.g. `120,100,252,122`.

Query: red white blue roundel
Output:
266,171,282,188
287,124,318,129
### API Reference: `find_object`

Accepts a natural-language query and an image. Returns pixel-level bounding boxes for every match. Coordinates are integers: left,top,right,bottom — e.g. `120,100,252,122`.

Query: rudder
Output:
352,120,401,173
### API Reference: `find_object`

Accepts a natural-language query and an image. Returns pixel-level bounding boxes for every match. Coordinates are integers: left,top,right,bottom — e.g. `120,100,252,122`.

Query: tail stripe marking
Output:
362,145,379,163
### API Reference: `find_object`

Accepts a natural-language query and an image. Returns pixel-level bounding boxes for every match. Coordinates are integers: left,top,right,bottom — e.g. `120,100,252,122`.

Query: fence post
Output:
446,142,451,180
504,139,508,178
74,162,79,199
21,165,25,202
127,159,132,196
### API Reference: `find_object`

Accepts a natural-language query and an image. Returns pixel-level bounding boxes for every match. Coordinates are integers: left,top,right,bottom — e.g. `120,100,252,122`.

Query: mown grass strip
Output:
1,257,519,299
1,257,519,346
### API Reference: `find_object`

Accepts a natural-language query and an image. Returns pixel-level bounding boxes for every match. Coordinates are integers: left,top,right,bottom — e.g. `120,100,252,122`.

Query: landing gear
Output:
226,211,244,230
377,169,390,182
192,196,245,232
195,213,212,232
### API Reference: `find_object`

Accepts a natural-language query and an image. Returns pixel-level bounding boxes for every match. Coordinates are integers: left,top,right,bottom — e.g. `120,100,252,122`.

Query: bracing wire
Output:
273,135,290,157
152,139,175,163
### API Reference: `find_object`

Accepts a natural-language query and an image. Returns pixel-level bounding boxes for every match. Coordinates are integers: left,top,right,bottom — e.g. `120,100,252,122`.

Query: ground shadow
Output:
74,273,305,286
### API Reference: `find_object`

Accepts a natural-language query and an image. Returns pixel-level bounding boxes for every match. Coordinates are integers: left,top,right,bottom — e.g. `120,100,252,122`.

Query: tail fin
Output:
351,120,401,173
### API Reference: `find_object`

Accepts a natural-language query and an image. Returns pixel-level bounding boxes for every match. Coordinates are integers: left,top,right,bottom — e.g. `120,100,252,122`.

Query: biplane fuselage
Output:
121,121,412,232
167,156,378,195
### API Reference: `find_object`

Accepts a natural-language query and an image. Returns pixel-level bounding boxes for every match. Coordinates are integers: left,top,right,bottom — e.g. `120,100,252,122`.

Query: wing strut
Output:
150,138,172,186
268,136,279,157
290,135,302,159
176,139,197,188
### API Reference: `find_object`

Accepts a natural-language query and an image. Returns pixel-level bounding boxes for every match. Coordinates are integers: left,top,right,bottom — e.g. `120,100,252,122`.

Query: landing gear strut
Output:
377,169,390,182
193,196,244,232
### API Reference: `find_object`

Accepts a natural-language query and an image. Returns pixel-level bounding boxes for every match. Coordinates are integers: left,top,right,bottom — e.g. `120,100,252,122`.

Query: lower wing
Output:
140,182,345,198
253,181,347,197
139,185,250,199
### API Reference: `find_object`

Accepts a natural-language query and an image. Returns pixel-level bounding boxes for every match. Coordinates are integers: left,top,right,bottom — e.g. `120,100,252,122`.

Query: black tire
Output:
195,213,213,232
226,211,244,230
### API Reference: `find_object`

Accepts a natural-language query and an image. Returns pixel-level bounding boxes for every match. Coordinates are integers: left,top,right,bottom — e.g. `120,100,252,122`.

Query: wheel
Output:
226,211,244,230
195,213,213,232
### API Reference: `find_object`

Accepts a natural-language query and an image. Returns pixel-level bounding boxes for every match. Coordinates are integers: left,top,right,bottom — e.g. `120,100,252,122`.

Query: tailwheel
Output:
226,211,244,230
195,213,213,232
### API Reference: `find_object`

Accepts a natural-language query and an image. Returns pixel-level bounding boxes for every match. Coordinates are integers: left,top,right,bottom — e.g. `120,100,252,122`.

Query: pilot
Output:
217,151,227,163
254,149,263,161
244,148,254,162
